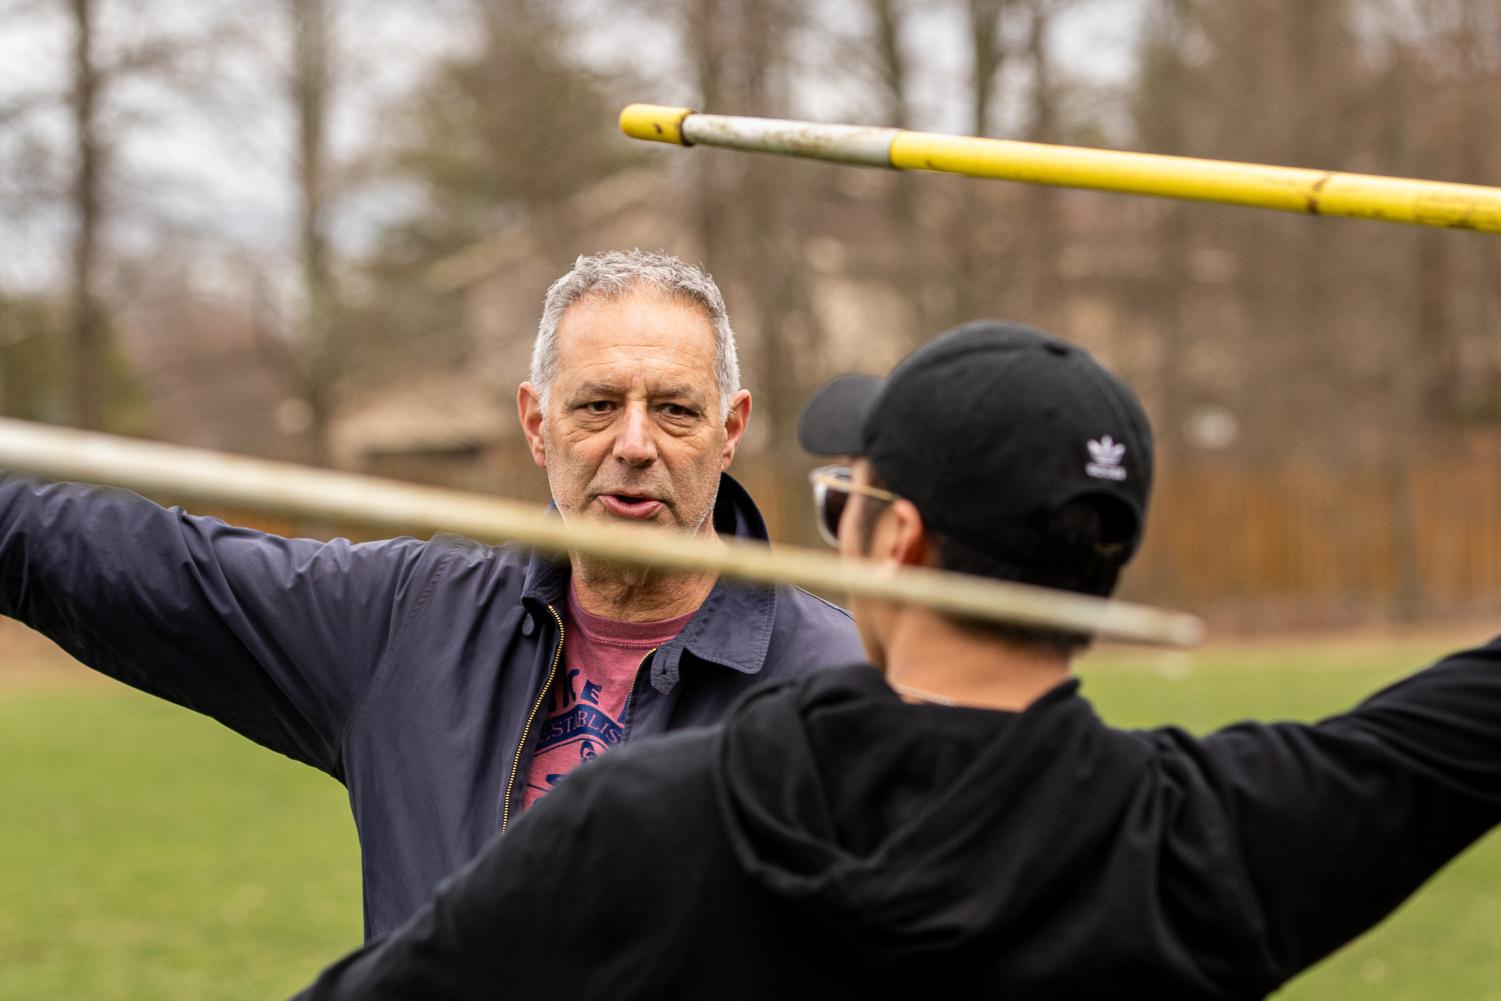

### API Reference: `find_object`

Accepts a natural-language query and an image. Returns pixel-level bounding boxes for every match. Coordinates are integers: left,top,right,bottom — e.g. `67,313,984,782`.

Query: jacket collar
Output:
520,473,778,687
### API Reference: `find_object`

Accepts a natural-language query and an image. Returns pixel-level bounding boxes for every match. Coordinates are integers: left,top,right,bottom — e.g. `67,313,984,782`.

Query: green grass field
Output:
0,684,362,1000
3,629,1500,1000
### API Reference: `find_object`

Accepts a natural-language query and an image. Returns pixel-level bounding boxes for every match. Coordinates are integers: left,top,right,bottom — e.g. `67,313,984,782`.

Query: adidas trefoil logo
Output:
1085,436,1127,481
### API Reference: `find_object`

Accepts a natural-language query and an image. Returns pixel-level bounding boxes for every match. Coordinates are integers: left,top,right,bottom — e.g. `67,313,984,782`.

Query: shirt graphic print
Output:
520,586,696,811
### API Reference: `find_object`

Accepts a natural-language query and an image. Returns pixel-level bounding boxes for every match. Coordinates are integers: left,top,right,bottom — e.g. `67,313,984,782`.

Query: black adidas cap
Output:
797,320,1154,563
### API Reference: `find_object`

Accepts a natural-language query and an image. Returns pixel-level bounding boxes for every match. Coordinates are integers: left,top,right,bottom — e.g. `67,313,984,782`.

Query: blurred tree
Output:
1016,0,1071,327
276,0,340,463
952,0,1014,322
1129,0,1375,464
683,0,728,273
1396,0,1501,419
346,0,638,416
865,0,930,338
1367,0,1501,617
715,0,823,533
0,290,146,430
252,0,634,465
0,295,68,422
1130,0,1198,456
2,0,239,432
380,0,635,264
65,0,106,430
1124,0,1501,617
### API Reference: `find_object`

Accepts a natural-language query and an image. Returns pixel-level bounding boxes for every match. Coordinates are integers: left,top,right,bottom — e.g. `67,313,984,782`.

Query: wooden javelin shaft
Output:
619,104,1501,234
0,417,1204,647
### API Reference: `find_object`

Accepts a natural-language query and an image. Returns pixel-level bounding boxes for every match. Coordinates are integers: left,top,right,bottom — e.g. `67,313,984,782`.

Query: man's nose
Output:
612,404,658,466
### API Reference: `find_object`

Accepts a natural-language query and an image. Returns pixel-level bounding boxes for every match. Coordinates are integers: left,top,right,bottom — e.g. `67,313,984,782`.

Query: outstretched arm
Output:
1197,637,1501,980
0,476,431,773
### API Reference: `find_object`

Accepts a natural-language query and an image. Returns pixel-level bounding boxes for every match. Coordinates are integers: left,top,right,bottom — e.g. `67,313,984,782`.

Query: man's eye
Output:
582,401,615,414
661,404,697,419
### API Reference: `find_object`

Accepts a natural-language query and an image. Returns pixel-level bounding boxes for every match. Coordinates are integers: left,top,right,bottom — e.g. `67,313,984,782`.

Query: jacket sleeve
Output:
0,476,431,773
1195,638,1501,981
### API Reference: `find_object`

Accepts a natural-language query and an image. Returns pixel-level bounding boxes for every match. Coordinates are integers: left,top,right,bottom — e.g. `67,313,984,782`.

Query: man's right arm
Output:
1195,638,1501,983
289,730,719,1000
0,477,432,773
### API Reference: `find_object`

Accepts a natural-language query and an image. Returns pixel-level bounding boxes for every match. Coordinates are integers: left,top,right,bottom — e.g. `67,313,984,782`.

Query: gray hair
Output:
531,249,741,418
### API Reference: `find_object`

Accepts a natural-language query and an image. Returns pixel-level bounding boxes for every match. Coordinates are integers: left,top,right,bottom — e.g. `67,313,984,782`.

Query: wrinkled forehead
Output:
553,284,719,379
560,281,716,337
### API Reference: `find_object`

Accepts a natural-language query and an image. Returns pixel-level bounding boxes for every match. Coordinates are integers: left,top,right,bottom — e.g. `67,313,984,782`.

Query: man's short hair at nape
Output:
857,470,1135,656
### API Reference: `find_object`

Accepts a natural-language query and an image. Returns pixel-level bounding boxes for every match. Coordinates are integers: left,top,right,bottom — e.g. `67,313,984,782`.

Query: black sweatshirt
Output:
294,639,1501,1000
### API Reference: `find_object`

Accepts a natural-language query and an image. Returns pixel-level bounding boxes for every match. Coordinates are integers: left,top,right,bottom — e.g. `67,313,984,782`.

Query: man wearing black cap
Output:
293,322,1501,1001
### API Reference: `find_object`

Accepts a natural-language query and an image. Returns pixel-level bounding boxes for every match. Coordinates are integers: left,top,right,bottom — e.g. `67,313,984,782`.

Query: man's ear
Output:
720,390,752,470
517,382,547,469
884,499,929,568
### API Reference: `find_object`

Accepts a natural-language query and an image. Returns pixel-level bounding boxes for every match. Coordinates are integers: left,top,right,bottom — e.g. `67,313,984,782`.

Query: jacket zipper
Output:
499,603,564,834
619,647,656,741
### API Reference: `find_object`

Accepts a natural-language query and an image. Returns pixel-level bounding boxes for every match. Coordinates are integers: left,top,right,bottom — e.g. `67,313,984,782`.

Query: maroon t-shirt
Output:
521,585,696,811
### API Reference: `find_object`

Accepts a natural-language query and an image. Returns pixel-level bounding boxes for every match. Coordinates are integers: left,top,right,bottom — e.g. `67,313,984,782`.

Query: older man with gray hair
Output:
0,249,861,941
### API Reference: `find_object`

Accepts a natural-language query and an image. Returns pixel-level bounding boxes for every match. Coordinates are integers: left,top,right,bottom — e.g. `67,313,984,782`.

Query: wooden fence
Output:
1122,451,1501,627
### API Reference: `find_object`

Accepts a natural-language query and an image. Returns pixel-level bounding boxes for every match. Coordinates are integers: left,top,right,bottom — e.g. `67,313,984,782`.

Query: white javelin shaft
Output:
0,418,1205,647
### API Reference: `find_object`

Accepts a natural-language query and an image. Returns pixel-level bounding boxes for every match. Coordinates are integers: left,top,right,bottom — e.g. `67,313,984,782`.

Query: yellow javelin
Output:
620,104,1501,234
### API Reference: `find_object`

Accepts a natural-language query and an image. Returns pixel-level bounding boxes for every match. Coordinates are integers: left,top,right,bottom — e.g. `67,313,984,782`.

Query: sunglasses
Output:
808,465,903,547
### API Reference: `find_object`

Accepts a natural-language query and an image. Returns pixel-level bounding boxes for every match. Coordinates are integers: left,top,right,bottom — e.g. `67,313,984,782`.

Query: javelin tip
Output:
619,104,696,146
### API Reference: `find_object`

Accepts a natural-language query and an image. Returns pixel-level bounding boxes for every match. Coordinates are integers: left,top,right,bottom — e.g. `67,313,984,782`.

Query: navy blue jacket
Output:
0,472,862,939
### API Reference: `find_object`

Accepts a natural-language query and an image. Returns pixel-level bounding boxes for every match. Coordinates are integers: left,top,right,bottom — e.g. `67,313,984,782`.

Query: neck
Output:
569,532,721,622
879,607,1072,711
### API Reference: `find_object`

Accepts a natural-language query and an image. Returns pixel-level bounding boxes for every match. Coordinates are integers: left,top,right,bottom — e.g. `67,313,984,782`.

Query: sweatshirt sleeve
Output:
0,476,431,774
287,757,614,1000
288,734,716,1000
288,821,538,999
1195,638,1501,981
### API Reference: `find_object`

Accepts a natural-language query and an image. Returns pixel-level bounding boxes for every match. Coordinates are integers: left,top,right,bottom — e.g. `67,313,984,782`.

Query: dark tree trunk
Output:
1022,0,1062,326
953,0,1008,323
68,0,104,430
869,0,929,340
292,0,336,464
689,0,725,273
